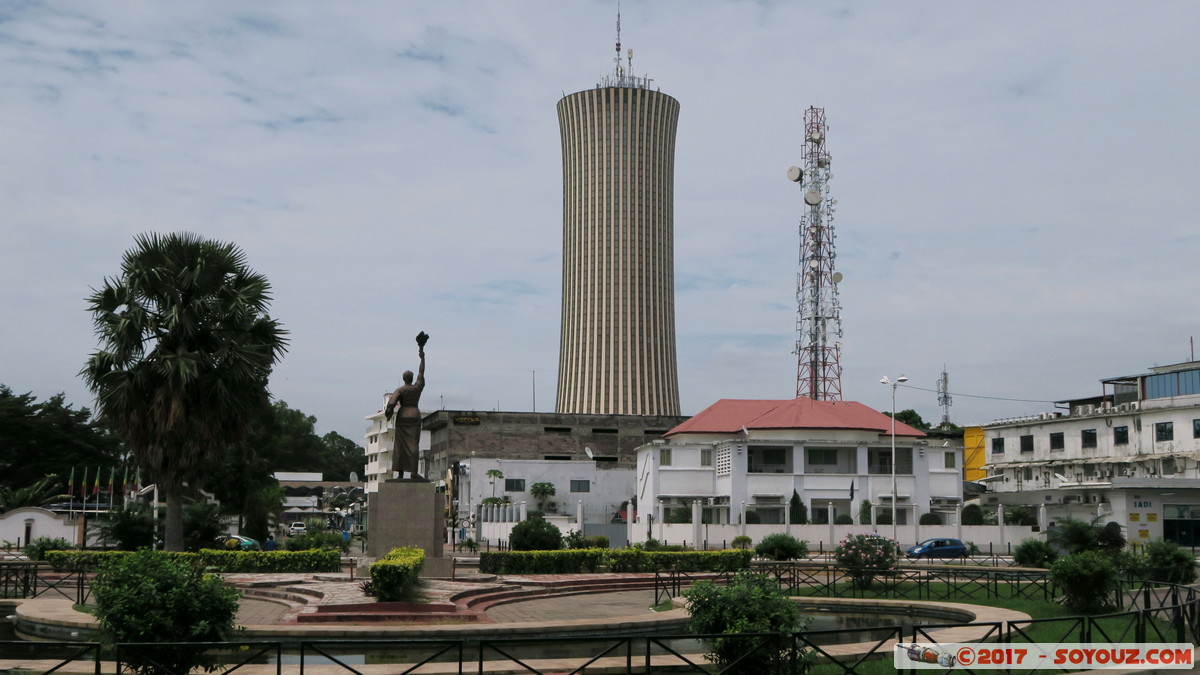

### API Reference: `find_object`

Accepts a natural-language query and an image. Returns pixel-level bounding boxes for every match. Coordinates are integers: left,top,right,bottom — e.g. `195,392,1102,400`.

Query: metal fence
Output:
0,561,91,604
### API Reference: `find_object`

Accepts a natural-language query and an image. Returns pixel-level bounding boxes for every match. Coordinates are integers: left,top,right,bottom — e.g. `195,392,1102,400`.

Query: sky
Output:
3,1,1199,443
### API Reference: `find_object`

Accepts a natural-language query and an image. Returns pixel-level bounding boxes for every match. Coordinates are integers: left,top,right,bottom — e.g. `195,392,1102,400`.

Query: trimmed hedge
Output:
479,548,752,574
44,549,341,573
370,547,425,601
479,549,606,575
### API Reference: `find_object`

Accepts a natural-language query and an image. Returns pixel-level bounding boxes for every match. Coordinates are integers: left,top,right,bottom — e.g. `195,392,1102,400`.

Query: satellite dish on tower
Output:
832,272,843,284
804,190,822,206
349,472,359,484
786,166,804,182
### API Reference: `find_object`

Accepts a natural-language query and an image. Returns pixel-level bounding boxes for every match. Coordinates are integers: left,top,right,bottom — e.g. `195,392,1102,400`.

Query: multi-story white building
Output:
982,359,1200,545
635,398,958,537
363,394,431,494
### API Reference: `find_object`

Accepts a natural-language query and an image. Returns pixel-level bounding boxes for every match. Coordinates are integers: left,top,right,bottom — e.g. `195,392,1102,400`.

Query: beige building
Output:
555,57,681,416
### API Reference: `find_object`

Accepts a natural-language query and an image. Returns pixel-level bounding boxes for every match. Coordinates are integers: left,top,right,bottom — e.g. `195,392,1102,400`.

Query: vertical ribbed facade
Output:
555,85,681,416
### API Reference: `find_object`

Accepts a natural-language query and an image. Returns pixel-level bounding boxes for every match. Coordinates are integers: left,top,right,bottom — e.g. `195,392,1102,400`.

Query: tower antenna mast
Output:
788,107,843,400
938,367,953,427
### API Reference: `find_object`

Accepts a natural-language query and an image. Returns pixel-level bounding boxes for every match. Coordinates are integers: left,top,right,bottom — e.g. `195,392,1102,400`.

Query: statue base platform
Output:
367,480,445,565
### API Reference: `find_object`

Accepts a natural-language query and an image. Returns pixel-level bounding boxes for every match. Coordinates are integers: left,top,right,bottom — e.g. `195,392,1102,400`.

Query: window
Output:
944,452,956,469
1022,467,1034,481
1194,419,1200,439
660,448,672,466
1156,422,1174,442
1020,435,1034,453
1049,432,1064,451
1081,429,1097,449
1114,426,1129,445
570,479,590,492
700,448,713,467
991,438,1005,454
505,479,525,492
809,449,838,465
1163,458,1177,476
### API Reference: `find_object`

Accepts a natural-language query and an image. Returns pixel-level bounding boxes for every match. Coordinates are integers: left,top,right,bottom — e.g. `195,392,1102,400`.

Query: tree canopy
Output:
0,385,124,493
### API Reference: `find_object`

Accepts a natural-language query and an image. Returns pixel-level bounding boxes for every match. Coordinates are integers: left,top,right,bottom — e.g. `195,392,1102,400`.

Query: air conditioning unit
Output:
1089,495,1101,503
1081,405,1095,416
1129,401,1140,411
1117,403,1131,413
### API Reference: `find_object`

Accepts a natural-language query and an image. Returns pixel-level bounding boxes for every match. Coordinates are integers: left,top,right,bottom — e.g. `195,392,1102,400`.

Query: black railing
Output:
0,562,90,605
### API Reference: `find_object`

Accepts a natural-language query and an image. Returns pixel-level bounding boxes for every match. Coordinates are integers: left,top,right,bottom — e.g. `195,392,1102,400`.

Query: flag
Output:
121,466,128,497
108,466,115,502
80,467,88,500
67,467,74,498
92,467,100,496
849,480,856,501
135,468,141,493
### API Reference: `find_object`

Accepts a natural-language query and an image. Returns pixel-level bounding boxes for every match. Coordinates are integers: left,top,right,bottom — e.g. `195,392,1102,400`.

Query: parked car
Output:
905,538,967,559
288,521,307,536
215,534,261,551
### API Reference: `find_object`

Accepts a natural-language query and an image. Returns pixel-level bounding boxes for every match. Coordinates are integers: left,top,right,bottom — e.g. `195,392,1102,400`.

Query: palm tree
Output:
530,482,556,512
486,469,504,499
81,233,287,551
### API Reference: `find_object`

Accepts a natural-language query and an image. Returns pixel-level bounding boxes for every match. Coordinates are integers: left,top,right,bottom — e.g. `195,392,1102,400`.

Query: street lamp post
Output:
880,374,908,542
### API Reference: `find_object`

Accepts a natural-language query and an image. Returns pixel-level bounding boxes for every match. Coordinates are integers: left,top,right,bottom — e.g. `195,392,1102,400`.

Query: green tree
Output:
0,474,63,512
0,386,123,492
81,232,288,551
754,533,808,561
1047,517,1100,555
510,518,562,551
529,481,556,511
885,409,931,431
93,502,157,550
321,431,365,481
961,503,984,525
835,534,900,588
486,469,504,499
789,491,807,524
682,571,810,674
92,549,241,674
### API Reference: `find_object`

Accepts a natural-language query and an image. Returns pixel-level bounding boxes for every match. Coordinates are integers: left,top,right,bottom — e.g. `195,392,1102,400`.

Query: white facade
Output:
458,458,634,534
634,421,961,544
982,360,1200,546
363,394,431,494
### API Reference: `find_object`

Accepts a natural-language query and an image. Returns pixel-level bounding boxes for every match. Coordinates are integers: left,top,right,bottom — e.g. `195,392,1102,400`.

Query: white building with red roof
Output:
634,397,963,545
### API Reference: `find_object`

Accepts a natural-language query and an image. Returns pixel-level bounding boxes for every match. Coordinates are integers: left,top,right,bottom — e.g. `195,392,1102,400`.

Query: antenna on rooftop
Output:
938,367,953,427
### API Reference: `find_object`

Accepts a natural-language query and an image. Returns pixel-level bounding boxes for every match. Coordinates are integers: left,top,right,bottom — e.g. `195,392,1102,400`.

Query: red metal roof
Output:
666,398,926,438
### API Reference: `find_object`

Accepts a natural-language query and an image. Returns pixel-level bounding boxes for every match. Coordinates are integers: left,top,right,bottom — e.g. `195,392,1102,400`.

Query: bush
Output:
731,535,752,550
682,571,810,673
606,549,752,573
45,549,340,573
93,503,156,550
834,514,853,525
665,507,691,524
92,548,240,674
1013,538,1058,568
285,531,348,553
370,547,425,601
918,512,943,525
1141,539,1197,585
1097,521,1126,553
510,518,562,551
24,536,73,561
961,504,984,525
858,500,873,525
835,534,900,589
1047,517,1099,555
754,533,808,561
1050,550,1120,614
479,549,606,574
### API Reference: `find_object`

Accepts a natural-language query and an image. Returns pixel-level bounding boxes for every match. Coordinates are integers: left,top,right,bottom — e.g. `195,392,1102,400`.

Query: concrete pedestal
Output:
368,481,448,576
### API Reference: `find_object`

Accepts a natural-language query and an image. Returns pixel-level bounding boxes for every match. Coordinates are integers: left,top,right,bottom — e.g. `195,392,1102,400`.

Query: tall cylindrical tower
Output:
555,52,680,416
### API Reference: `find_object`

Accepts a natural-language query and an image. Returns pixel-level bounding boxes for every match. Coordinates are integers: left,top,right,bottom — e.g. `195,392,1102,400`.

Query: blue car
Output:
906,538,967,559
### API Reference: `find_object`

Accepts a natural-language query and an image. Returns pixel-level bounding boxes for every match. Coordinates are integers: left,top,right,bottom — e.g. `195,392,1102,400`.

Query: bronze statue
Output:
385,331,428,480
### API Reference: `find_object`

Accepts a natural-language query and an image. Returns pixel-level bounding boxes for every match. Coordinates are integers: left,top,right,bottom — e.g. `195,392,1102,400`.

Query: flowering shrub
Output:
834,534,900,588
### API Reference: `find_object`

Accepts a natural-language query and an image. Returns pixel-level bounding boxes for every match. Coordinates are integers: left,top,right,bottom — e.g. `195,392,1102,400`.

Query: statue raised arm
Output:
385,331,429,480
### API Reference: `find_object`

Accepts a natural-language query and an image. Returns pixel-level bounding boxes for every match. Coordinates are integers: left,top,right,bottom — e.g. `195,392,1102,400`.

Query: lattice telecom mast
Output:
937,367,953,427
788,107,843,400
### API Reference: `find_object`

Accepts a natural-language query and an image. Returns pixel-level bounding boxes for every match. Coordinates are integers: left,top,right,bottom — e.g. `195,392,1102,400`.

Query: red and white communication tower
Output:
787,106,843,400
